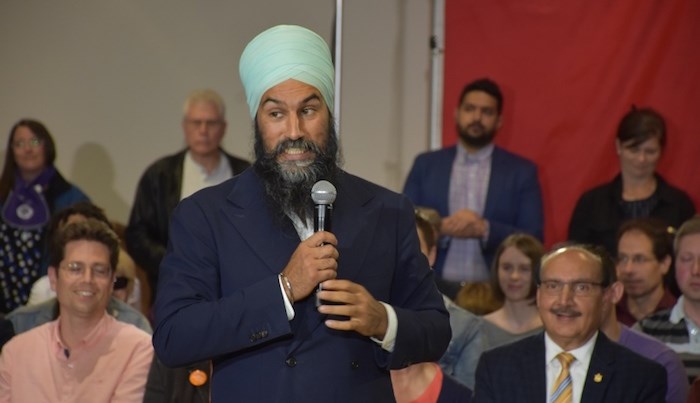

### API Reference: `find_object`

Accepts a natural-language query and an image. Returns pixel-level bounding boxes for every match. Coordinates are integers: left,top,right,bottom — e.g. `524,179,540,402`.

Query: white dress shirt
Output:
544,331,597,403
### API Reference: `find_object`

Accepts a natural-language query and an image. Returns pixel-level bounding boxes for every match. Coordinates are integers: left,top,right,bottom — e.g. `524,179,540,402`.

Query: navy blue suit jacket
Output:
403,145,543,274
153,169,451,402
474,332,667,403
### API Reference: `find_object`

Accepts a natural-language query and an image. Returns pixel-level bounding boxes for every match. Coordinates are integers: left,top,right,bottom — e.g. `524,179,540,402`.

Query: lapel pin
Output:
594,373,603,383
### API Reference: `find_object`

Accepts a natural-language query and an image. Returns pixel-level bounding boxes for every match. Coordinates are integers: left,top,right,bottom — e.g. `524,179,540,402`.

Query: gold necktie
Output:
550,352,575,403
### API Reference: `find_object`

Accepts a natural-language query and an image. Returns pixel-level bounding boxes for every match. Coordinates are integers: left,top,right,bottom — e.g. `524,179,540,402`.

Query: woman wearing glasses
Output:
0,119,89,313
481,233,544,351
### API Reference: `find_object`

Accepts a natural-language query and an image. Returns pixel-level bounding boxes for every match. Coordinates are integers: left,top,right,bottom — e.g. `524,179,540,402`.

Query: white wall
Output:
0,1,433,222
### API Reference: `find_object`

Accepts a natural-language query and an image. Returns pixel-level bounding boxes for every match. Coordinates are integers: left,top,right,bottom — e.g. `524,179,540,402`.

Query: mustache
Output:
271,138,322,157
550,307,581,317
467,122,485,132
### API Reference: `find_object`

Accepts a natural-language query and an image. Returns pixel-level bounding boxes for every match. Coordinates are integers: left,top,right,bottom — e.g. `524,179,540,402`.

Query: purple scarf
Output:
1,166,56,230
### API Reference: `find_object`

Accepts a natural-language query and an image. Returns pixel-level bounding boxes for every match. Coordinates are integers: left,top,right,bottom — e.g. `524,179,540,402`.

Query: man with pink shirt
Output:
0,218,153,402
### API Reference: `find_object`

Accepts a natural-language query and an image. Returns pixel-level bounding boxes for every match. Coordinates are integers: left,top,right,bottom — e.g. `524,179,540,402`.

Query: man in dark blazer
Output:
126,89,250,297
474,244,666,403
403,78,543,291
153,25,451,402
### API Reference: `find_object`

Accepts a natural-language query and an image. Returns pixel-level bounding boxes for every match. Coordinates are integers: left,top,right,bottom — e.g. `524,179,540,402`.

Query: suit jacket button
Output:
350,361,359,369
261,330,269,338
285,357,297,367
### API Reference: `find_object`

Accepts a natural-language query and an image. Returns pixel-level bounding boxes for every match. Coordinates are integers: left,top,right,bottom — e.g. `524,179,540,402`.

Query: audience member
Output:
0,315,12,350
569,107,695,256
404,78,543,289
0,119,89,312
638,215,700,383
481,233,543,351
474,244,666,402
152,25,450,402
7,202,151,334
594,245,689,403
126,89,250,297
0,219,153,402
391,210,479,399
615,218,676,326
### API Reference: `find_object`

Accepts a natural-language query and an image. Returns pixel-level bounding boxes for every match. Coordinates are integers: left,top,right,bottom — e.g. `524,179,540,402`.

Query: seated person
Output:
481,233,544,351
594,245,689,403
390,211,477,401
9,202,151,334
615,218,676,326
637,216,700,383
0,219,153,402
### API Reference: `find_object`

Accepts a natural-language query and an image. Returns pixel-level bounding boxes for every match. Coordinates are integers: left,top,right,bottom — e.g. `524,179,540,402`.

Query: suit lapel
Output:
220,170,301,276
529,334,548,402
482,146,502,219
581,333,614,403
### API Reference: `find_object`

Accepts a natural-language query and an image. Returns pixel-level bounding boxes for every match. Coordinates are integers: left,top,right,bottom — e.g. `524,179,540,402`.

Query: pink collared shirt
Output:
0,314,153,403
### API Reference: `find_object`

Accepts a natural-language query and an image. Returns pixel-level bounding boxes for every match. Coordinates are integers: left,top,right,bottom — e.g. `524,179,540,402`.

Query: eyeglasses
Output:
538,280,604,297
12,138,43,149
184,119,224,130
60,261,112,279
616,254,655,265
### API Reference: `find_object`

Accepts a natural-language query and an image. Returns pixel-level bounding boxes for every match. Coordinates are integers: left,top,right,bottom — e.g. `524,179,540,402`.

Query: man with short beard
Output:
152,25,450,402
404,78,543,294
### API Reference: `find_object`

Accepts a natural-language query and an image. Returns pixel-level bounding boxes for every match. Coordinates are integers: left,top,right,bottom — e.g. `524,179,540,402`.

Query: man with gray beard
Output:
152,25,450,402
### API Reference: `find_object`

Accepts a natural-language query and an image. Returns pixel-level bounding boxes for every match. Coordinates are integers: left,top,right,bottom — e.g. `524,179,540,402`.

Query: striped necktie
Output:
550,352,575,403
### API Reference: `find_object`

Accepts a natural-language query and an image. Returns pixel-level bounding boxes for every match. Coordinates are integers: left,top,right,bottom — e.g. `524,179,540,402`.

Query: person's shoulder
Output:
618,326,675,361
414,145,457,161
656,174,694,201
222,149,251,169
6,299,57,333
493,146,535,166
2,319,52,351
108,297,153,334
144,149,187,171
638,308,673,328
603,333,665,374
482,332,541,358
111,316,153,343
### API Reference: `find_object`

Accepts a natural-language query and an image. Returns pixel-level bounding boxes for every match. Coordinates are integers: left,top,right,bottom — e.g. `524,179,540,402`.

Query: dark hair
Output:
616,107,666,149
490,233,544,301
0,119,57,202
46,202,111,245
617,217,674,261
49,218,120,272
538,243,616,287
458,78,503,114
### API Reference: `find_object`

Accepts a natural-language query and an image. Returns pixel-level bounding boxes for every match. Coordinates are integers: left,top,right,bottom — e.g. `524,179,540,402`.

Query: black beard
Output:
253,121,340,224
456,122,496,149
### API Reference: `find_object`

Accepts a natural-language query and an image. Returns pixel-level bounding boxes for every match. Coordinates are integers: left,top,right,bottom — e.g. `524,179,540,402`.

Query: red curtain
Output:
443,0,700,247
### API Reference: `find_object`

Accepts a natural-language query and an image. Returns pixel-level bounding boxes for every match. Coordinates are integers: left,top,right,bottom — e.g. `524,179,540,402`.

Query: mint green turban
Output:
239,25,335,118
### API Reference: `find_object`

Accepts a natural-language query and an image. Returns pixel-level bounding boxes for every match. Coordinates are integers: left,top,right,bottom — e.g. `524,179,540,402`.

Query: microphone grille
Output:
311,180,337,205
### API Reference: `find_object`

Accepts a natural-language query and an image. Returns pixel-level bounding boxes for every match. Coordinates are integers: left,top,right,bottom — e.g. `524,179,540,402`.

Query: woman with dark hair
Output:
0,119,89,312
568,107,695,256
481,233,544,350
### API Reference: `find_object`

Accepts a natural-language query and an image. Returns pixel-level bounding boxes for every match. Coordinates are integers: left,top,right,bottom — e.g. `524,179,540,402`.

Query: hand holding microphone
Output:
279,180,339,303
311,180,337,305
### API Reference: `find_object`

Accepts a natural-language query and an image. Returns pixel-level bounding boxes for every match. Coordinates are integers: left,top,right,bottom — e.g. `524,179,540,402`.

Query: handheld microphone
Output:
311,180,336,233
311,180,336,306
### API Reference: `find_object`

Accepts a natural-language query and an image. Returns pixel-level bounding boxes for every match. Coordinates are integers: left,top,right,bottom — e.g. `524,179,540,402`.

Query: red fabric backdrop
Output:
443,0,700,247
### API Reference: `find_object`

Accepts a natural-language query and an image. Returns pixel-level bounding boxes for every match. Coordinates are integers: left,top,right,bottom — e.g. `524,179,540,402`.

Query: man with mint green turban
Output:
153,24,450,402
